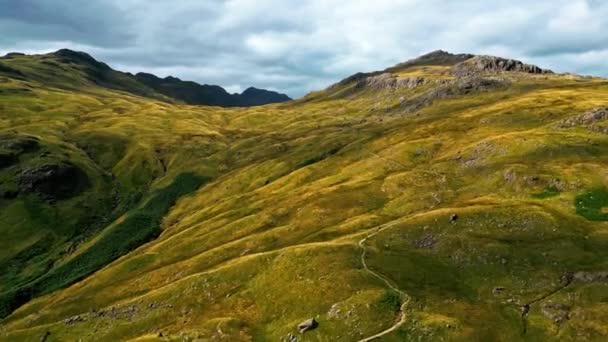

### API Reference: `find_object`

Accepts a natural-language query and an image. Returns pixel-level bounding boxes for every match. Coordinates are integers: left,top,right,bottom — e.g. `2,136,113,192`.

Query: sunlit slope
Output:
1,51,608,341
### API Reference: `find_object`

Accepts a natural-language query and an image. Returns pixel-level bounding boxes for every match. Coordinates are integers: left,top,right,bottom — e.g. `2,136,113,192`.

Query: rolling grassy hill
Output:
0,50,607,341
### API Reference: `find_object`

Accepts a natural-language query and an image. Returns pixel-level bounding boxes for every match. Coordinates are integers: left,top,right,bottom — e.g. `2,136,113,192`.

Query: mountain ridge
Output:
0,49,292,107
331,50,554,90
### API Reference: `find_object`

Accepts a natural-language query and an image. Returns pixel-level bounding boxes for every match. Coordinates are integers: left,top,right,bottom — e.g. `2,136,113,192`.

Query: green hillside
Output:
0,50,607,341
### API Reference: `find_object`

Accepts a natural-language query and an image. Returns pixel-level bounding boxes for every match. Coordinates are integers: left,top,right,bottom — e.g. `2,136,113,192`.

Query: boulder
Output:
297,318,318,333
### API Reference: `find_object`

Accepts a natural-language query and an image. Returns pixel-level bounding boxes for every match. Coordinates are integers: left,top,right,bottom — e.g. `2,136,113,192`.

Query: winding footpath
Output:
357,221,411,342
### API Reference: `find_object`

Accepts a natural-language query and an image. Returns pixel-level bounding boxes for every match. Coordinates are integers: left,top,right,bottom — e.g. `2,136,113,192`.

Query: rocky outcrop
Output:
356,73,439,90
453,56,552,77
580,108,608,123
400,76,510,113
558,108,608,133
19,162,89,200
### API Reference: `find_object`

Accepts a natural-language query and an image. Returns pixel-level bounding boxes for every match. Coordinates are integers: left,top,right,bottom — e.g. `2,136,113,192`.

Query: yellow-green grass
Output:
1,56,608,341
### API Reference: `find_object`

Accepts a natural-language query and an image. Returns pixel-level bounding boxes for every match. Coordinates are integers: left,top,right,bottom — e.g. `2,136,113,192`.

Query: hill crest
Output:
0,49,292,107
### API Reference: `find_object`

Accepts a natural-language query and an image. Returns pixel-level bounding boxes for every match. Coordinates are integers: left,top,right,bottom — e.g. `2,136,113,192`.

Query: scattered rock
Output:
19,161,89,200
572,271,608,283
558,107,608,130
283,332,298,342
297,318,318,333
414,235,438,249
541,303,570,324
580,108,608,124
63,314,85,325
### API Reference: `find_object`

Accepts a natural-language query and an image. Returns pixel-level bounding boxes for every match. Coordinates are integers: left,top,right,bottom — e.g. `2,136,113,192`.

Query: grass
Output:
1,51,608,341
532,185,561,199
0,173,208,318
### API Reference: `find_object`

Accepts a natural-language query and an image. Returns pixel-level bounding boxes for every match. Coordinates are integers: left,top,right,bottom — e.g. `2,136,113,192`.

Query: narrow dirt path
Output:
521,274,573,335
355,148,446,341
357,221,411,342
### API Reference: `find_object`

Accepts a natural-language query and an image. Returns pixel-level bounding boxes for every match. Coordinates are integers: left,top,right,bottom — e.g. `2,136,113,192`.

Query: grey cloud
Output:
0,0,606,97
0,0,134,47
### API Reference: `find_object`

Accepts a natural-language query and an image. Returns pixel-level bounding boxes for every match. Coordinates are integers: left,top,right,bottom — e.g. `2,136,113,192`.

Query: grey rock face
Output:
453,55,552,77
356,73,438,90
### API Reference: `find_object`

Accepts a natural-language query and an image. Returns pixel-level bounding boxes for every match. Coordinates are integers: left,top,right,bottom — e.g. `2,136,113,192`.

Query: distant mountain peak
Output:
0,49,291,107
389,50,475,71
51,49,110,69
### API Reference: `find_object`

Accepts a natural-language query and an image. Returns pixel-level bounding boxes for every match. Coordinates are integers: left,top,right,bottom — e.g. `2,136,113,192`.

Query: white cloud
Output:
1,0,607,97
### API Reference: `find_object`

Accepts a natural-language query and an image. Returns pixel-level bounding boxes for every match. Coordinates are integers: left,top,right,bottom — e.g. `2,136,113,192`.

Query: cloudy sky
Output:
1,0,607,97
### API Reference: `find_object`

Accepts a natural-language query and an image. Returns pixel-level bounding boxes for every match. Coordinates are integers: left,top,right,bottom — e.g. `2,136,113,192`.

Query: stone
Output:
297,318,318,333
